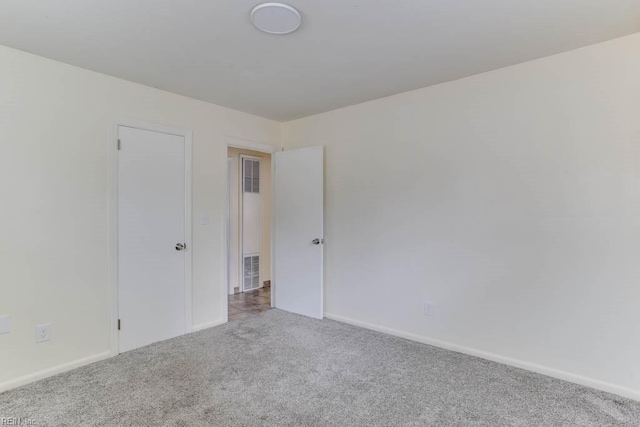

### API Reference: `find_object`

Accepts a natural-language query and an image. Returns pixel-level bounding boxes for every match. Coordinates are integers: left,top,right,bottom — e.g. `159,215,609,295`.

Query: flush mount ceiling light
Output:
251,3,301,35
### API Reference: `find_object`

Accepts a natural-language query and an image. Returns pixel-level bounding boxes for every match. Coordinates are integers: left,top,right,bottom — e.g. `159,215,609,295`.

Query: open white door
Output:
273,146,324,319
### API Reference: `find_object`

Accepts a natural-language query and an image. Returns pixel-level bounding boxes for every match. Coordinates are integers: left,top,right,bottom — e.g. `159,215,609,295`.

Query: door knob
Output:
175,243,186,251
312,238,323,245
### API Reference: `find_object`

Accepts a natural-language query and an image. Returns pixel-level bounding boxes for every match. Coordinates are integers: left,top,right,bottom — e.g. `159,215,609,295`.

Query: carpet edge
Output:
0,351,111,393
192,318,227,332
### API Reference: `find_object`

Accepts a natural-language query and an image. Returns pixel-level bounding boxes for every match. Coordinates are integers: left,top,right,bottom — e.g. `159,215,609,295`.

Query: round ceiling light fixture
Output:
251,3,301,35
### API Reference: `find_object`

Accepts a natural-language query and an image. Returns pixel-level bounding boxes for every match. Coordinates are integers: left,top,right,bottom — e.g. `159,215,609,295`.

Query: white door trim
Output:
223,137,278,323
109,118,193,356
227,156,234,296
226,136,277,154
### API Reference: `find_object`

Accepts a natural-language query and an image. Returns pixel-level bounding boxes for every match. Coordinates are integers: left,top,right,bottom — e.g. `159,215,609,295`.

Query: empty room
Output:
1,1,639,425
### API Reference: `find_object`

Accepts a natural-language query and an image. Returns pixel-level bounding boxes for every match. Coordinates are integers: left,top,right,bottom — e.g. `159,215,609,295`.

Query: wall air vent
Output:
243,158,260,193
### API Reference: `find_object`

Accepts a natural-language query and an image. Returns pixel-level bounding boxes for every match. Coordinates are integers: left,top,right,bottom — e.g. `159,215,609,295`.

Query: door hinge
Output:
117,139,121,150
117,319,121,330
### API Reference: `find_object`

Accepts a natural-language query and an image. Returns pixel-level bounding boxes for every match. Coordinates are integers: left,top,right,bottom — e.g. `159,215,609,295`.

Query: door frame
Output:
223,137,277,322
109,118,193,356
227,156,235,296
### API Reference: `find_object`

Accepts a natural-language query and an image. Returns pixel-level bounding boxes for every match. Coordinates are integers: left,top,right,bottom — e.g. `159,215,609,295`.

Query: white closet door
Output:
117,126,186,353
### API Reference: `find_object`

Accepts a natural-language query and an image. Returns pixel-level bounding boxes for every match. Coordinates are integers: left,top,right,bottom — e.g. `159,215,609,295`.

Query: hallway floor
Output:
228,286,271,321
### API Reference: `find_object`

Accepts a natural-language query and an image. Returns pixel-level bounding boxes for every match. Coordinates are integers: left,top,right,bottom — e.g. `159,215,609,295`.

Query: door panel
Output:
273,146,323,319
117,126,186,353
242,156,262,291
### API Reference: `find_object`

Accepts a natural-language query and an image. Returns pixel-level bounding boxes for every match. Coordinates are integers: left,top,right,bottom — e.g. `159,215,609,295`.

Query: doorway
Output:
227,146,272,320
223,139,325,323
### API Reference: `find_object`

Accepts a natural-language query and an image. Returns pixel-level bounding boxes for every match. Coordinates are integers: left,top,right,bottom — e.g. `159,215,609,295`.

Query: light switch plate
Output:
200,211,210,225
0,315,10,334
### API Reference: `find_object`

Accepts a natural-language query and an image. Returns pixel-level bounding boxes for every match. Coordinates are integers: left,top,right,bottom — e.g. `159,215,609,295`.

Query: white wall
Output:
283,33,640,400
0,45,281,390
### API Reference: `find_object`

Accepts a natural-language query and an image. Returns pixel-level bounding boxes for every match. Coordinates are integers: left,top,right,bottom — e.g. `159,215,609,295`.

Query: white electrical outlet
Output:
424,301,435,317
36,324,52,343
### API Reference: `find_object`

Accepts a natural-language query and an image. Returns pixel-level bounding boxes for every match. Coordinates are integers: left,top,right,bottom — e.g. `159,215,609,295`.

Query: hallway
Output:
228,286,271,321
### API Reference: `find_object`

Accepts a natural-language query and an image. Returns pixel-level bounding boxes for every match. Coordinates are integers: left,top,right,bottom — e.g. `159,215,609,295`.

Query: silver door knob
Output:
175,243,186,251
312,238,323,245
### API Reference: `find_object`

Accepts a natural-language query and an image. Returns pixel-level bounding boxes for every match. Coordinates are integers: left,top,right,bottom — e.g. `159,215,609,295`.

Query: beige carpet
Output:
1,309,639,426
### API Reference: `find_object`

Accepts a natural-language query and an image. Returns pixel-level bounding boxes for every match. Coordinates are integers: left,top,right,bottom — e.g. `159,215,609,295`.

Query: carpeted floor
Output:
1,309,639,426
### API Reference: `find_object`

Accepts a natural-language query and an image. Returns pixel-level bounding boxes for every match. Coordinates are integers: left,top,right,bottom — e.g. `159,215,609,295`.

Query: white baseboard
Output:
0,351,111,393
4,315,635,402
1,321,226,393
192,318,226,332
324,312,639,402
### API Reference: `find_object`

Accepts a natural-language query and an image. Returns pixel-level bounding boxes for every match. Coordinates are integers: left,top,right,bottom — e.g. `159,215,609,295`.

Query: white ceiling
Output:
2,1,639,121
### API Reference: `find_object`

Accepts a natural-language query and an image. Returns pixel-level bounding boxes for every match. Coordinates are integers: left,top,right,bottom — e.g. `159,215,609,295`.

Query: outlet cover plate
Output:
424,301,435,317
36,324,52,343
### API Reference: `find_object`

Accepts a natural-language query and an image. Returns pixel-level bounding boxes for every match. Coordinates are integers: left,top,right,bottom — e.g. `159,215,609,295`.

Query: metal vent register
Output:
243,255,260,290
